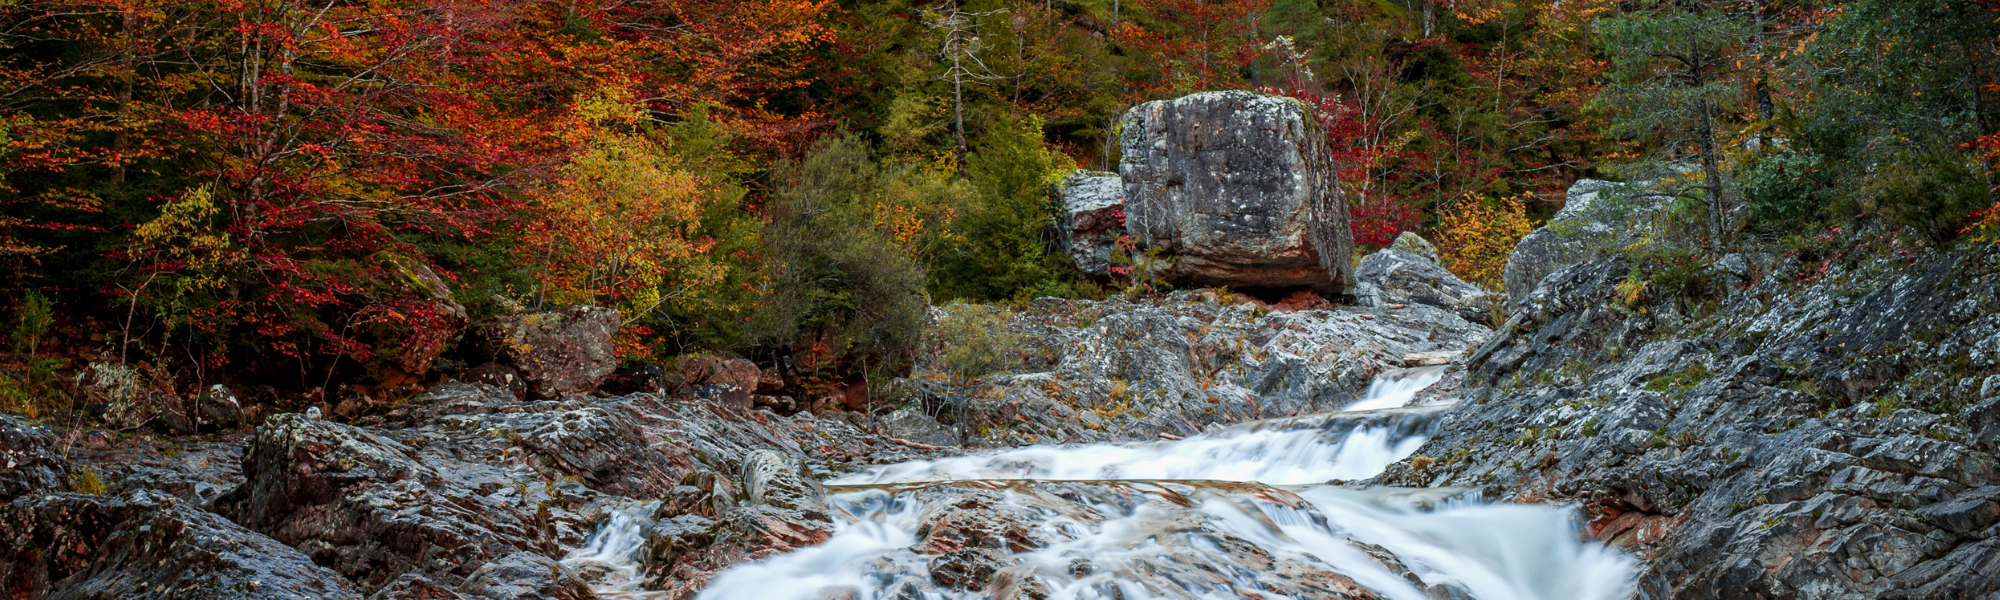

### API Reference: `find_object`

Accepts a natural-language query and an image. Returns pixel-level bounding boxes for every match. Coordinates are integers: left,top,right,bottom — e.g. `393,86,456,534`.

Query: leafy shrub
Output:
1740,148,1836,228
929,116,1088,303
1865,149,1991,243
748,134,931,380
926,304,1026,383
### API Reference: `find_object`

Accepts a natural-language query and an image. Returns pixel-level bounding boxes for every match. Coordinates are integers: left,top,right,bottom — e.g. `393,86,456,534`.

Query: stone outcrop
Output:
1375,240,2000,600
0,413,67,503
1389,231,1442,265
1119,91,1352,292
1500,176,1690,307
1054,170,1126,277
1352,248,1494,323
2,490,364,599
473,305,621,399
898,292,1489,447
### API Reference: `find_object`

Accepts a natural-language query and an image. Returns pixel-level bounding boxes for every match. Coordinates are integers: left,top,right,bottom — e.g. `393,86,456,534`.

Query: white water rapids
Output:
565,367,1636,600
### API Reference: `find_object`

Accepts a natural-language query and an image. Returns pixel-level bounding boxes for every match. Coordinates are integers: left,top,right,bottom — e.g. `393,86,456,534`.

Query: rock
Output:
678,354,761,395
1403,352,1456,367
1119,90,1352,293
361,253,468,385
694,384,751,413
464,362,528,400
1382,243,2000,600
1352,249,1495,323
904,293,1489,447
0,490,363,599
740,450,824,512
195,384,243,430
1919,498,2000,534
1497,178,1692,308
0,413,68,503
1390,231,1442,265
474,305,620,399
601,363,669,396
881,409,958,447
457,552,591,600
756,368,786,395
1053,170,1126,277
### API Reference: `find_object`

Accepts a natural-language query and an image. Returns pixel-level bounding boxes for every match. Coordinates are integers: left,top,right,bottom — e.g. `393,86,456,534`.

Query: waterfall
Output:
565,369,1636,600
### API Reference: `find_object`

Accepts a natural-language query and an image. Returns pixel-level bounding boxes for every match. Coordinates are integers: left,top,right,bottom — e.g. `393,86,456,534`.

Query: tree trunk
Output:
1697,99,1728,254
953,62,968,175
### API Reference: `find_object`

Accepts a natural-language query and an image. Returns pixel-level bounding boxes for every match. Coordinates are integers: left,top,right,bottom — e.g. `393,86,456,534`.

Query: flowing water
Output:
564,367,1635,600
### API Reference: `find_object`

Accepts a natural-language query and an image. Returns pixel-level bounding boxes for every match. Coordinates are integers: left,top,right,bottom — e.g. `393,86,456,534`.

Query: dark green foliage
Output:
1741,148,1836,228
930,117,1088,302
749,134,929,378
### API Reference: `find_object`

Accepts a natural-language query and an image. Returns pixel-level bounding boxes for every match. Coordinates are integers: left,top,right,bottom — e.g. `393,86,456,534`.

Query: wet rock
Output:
741,449,824,512
928,548,1004,591
1119,90,1352,292
368,573,469,600
463,363,528,401
904,293,1488,447
0,412,67,502
880,409,957,447
1053,170,1126,277
473,305,620,399
1384,243,2000,600
457,552,591,600
1352,249,1494,323
0,490,362,599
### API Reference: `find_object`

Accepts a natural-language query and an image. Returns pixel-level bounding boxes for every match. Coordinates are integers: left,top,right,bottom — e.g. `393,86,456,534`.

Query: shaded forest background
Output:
1,0,1996,412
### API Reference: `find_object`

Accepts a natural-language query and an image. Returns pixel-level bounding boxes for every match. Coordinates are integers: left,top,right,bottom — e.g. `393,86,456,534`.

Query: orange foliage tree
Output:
1433,193,1539,291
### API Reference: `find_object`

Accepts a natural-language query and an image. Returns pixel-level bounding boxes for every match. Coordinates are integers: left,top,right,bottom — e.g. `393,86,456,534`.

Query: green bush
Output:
928,304,1026,383
1741,148,1837,227
1866,149,1991,243
747,134,931,379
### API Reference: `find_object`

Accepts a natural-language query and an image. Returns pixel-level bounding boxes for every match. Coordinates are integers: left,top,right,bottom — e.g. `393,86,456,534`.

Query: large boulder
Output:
1118,90,1352,293
474,305,621,399
1352,248,1495,323
1053,170,1126,277
0,491,363,599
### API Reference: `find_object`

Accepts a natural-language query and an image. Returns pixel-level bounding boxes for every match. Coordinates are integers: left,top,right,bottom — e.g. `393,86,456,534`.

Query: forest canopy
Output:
1,0,1995,406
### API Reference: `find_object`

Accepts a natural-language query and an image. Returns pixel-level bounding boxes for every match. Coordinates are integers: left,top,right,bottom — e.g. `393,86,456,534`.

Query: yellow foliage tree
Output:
521,89,725,321
1434,193,1539,291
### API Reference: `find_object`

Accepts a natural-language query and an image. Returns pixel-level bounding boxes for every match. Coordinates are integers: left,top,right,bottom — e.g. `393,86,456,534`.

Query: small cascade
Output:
1342,365,1447,411
569,368,1637,600
560,503,659,597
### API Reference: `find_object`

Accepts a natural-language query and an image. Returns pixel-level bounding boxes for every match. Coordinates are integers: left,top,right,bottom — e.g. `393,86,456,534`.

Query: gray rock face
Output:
474,305,621,399
1054,170,1126,277
1352,249,1494,323
901,292,1489,447
1379,242,2000,600
0,413,66,503
0,490,363,599
880,409,958,447
1501,178,1673,308
1119,91,1351,292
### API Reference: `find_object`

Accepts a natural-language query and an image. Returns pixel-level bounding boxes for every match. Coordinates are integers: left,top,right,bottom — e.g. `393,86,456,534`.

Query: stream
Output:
565,367,1636,600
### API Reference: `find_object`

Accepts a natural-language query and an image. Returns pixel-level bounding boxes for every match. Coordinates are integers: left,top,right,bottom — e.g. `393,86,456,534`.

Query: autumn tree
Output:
1594,0,1754,253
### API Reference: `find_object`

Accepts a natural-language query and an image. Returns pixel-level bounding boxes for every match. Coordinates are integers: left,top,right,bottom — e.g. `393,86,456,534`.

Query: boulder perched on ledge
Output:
1353,248,1495,323
1118,90,1352,293
473,305,621,399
